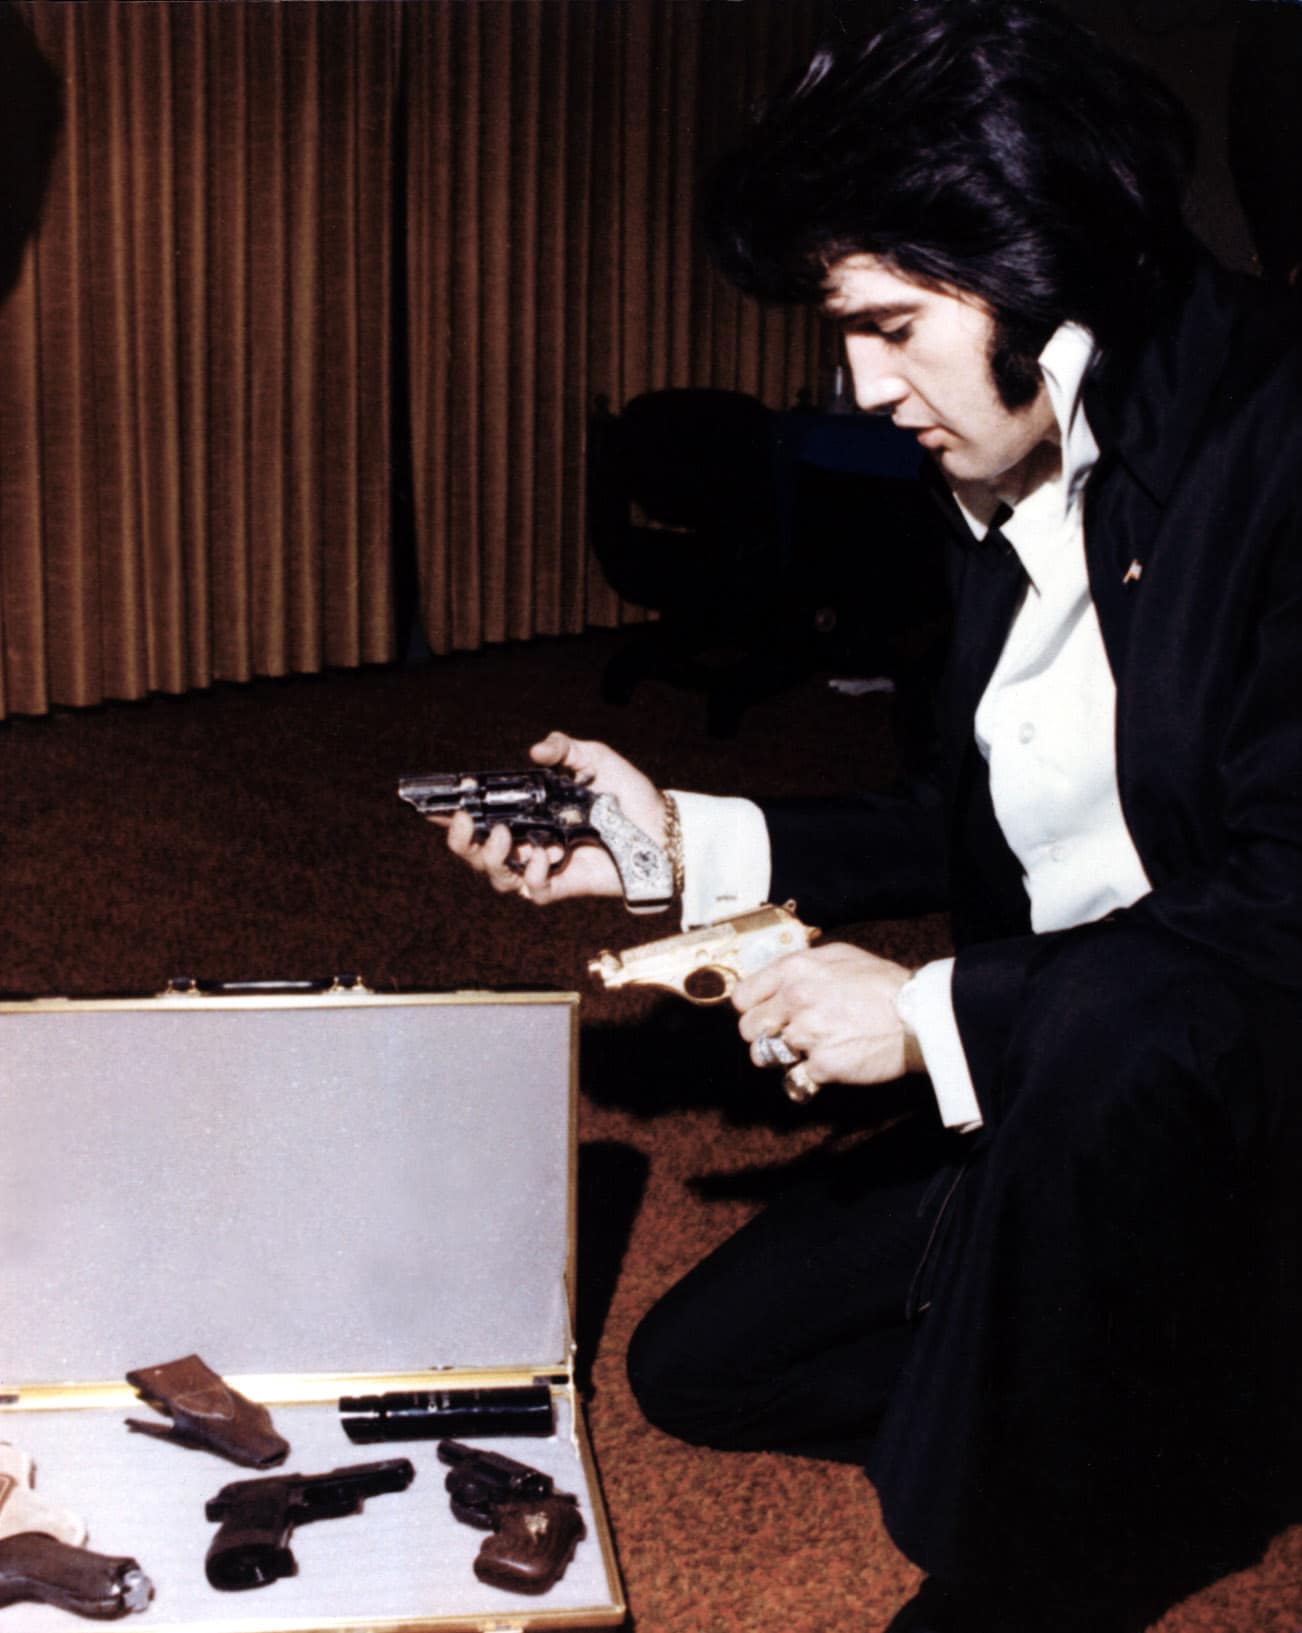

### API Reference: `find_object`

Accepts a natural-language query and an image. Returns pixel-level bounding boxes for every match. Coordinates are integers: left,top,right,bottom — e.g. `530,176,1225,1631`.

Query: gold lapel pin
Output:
1123,559,1143,584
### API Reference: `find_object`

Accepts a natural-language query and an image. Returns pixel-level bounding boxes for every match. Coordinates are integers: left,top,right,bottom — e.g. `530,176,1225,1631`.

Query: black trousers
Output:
627,928,1301,1597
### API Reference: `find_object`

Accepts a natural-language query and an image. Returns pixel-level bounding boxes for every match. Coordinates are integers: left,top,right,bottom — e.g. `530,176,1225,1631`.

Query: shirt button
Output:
1049,843,1067,863
1018,721,1036,744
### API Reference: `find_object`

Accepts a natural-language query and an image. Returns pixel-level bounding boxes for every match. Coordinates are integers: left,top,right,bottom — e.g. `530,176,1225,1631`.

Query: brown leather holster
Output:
125,1353,289,1469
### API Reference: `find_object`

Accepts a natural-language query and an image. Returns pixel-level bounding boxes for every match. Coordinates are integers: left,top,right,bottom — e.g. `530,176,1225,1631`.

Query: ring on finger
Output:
769,1034,802,1068
783,1062,820,1104
755,1031,801,1070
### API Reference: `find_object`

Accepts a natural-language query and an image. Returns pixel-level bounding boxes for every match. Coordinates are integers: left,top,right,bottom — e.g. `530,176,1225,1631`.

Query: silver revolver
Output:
399,766,674,913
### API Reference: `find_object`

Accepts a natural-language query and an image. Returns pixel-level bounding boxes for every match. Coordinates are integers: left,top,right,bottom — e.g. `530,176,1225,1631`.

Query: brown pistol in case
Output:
438,1439,585,1595
0,1534,152,1619
204,1458,415,1591
0,1441,152,1618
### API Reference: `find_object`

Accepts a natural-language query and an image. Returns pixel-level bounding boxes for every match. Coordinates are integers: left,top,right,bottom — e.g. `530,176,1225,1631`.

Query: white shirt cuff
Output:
666,790,771,928
894,958,984,1132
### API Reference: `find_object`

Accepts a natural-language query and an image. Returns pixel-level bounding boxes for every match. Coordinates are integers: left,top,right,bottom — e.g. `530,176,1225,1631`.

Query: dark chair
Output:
588,388,808,735
786,443,950,775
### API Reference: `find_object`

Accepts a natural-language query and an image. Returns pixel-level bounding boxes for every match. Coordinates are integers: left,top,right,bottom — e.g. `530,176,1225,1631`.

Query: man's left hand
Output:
733,943,924,1091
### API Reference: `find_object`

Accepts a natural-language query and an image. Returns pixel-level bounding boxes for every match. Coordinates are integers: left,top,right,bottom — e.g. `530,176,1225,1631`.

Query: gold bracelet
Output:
661,791,686,898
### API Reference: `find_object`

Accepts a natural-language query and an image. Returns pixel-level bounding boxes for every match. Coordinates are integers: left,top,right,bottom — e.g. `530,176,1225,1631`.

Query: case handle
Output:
163,975,369,997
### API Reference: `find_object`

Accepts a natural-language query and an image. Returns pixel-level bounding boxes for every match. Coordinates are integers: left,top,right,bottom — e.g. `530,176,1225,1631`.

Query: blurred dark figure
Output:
1229,0,1302,292
0,1,62,303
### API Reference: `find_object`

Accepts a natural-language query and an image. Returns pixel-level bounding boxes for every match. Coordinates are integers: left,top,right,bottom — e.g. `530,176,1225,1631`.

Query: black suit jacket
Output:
761,256,1302,1124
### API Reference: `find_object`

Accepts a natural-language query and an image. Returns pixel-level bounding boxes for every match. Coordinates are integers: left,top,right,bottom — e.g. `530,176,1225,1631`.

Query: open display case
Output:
0,987,625,1632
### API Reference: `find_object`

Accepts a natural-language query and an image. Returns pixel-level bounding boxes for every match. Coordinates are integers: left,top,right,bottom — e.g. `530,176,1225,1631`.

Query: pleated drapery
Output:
1,2,400,718
0,1,826,720
404,1,826,654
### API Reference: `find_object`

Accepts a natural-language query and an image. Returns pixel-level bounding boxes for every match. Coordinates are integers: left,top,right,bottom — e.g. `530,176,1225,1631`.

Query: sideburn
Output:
989,315,1054,410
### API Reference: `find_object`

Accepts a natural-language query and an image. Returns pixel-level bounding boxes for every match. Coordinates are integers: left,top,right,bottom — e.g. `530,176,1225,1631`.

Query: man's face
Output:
822,255,1059,502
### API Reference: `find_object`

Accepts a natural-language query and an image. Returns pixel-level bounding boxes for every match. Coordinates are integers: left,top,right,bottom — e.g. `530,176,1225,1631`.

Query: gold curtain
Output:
0,0,824,719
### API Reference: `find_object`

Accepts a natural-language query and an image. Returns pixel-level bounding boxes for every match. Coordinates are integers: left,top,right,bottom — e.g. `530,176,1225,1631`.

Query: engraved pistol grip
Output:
0,1446,87,1547
589,794,674,912
0,1534,153,1618
473,1496,586,1595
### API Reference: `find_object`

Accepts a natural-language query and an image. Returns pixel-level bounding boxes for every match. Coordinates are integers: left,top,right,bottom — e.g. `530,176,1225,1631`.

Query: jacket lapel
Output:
1081,256,1241,689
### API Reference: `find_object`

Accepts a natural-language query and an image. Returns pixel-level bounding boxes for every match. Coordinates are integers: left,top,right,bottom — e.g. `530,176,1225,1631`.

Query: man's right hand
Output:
445,731,668,906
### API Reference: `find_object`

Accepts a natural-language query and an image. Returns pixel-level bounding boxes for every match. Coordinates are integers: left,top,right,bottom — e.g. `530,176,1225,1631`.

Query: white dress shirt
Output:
669,322,1152,1129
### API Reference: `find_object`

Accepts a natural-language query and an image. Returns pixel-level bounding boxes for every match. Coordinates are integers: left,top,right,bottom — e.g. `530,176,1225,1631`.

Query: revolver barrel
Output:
397,770,588,835
397,772,495,818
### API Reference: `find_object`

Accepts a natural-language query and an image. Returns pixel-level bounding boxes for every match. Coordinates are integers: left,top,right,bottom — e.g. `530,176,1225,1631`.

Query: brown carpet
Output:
2,628,1298,1631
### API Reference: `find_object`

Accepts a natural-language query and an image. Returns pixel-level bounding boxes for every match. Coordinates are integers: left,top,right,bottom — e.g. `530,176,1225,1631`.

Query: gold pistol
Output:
587,901,819,1005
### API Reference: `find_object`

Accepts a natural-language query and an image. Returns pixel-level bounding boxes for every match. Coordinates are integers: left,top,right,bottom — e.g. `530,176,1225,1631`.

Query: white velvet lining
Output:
1,1393,620,1629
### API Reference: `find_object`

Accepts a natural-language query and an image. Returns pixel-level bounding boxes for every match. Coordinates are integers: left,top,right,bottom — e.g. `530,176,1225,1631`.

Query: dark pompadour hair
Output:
705,0,1199,369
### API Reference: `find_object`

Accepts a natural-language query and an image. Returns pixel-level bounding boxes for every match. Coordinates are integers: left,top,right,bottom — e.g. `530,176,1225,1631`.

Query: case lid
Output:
0,990,579,1390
